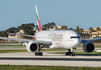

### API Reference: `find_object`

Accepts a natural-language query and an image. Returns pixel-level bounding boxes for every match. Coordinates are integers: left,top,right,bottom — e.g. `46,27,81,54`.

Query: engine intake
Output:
26,41,39,52
30,43,38,51
83,41,95,53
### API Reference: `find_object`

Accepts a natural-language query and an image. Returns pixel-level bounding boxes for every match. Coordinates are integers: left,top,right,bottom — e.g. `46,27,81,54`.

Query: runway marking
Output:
0,57,101,61
0,52,101,67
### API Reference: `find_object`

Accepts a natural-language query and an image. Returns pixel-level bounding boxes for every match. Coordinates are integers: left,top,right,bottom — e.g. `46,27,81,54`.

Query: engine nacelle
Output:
26,41,39,52
83,41,95,53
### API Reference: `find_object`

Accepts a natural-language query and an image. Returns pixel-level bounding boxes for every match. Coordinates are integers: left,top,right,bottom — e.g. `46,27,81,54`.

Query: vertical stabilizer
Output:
35,5,42,31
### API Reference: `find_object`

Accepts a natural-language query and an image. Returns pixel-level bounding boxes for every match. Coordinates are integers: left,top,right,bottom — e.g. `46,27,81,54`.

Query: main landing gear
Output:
35,45,43,56
66,49,75,56
35,52,43,56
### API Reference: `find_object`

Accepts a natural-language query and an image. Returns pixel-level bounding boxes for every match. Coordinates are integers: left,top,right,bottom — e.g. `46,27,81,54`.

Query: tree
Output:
76,25,79,34
6,27,18,33
42,22,56,30
79,28,84,36
42,24,47,30
35,25,38,30
49,22,56,29
96,27,100,37
17,23,35,35
0,31,7,37
69,27,73,30
89,27,93,37
76,25,84,36
0,23,36,37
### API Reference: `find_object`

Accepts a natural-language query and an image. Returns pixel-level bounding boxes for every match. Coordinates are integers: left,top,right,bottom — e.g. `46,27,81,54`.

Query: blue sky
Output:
0,0,101,31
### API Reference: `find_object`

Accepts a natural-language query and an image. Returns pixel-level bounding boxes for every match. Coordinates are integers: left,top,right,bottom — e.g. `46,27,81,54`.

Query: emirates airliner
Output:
0,5,101,56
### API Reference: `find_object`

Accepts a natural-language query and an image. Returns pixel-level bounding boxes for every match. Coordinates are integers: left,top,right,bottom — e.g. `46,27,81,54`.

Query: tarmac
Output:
0,52,101,67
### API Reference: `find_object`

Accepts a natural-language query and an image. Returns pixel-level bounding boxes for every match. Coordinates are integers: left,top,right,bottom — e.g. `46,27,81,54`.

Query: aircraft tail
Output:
35,5,42,31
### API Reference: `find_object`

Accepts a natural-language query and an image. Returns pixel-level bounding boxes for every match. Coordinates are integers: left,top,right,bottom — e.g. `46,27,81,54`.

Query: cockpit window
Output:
70,36,80,39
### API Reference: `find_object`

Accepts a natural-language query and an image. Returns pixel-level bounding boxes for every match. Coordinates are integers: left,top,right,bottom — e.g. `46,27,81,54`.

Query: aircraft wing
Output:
0,37,52,45
0,37,30,42
81,38,101,43
7,33,35,37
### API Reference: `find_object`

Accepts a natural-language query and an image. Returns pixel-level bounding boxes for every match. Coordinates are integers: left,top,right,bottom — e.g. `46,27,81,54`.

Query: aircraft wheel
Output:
39,52,43,56
71,52,75,56
66,52,72,55
35,52,39,56
35,52,43,56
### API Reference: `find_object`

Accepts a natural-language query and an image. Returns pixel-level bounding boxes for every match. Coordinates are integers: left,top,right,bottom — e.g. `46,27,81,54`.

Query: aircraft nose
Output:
72,38,81,48
75,38,81,47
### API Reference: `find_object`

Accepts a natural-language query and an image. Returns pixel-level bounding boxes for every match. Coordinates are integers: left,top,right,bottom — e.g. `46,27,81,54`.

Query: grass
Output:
0,45,23,46
75,51,101,55
95,45,101,48
0,50,27,53
0,65,101,70
0,50,101,55
0,42,19,44
0,44,101,48
41,49,68,51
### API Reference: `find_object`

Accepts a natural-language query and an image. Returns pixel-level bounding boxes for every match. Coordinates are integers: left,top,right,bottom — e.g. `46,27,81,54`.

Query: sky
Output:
0,0,101,31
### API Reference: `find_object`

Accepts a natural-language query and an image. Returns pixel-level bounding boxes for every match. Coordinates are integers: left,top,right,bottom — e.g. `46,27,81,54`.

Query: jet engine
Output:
26,41,39,52
83,41,95,53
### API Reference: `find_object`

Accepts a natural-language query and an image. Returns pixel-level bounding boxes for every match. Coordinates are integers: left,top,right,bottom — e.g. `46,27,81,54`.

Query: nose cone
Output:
72,38,81,48
65,30,81,49
74,32,81,48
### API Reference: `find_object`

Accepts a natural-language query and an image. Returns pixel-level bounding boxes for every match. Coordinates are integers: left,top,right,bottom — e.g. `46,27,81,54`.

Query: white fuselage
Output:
35,30,81,49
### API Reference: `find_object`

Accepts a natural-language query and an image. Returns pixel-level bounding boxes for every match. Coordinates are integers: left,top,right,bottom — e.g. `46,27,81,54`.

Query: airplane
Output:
0,5,101,56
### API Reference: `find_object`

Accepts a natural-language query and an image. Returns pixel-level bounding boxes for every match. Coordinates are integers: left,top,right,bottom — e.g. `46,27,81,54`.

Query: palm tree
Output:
96,27,100,37
89,27,93,37
79,28,84,36
76,25,79,34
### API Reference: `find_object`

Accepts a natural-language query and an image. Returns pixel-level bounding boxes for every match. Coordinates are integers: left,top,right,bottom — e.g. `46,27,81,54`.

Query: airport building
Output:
8,29,39,42
82,30,90,34
91,31,101,38
94,27,101,31
47,25,67,30
8,30,24,39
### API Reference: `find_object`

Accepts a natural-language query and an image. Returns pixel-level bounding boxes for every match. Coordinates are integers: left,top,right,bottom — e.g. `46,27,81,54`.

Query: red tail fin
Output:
35,5,42,31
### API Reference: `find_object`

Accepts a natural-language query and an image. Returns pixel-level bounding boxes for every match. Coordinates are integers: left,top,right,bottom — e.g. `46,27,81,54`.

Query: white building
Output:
82,30,90,34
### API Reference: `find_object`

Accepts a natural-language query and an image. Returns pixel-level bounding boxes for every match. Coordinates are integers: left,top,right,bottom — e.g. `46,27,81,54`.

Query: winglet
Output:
35,5,42,31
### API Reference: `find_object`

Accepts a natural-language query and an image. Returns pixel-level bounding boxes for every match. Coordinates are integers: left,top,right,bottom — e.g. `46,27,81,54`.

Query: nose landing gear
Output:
66,49,75,56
